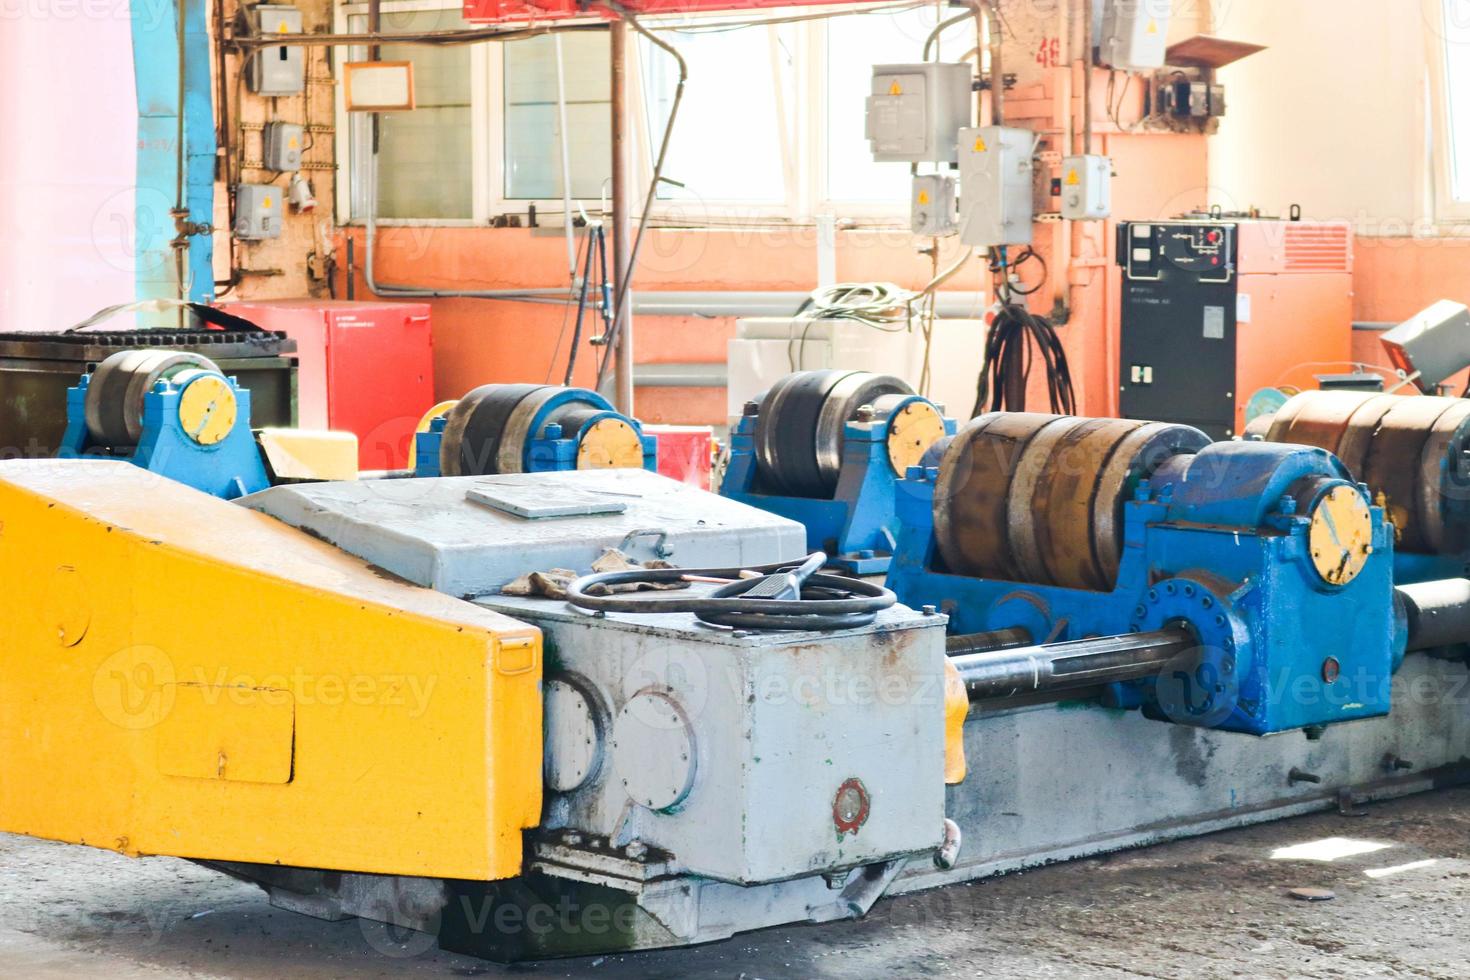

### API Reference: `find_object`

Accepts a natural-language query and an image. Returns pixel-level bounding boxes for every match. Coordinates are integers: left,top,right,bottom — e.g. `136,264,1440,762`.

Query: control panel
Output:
1121,221,1236,281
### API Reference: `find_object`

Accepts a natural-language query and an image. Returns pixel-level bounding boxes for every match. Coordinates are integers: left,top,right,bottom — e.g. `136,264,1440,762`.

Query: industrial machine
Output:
1117,215,1354,438
5,403,1470,958
413,383,656,477
1255,389,1470,585
720,370,955,573
58,350,271,500
0,317,297,459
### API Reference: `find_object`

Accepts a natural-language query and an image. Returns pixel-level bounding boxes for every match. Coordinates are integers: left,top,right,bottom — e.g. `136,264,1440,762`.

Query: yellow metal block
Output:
0,459,541,881
256,428,360,481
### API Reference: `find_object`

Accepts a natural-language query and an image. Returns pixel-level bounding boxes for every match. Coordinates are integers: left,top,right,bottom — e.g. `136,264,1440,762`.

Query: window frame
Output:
1429,0,1470,223
333,0,946,227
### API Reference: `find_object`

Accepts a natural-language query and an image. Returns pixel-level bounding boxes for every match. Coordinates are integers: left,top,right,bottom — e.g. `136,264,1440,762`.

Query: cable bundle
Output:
972,246,1076,418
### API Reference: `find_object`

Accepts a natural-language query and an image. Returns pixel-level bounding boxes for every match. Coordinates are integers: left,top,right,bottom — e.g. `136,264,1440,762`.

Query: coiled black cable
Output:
564,552,896,631
971,246,1076,418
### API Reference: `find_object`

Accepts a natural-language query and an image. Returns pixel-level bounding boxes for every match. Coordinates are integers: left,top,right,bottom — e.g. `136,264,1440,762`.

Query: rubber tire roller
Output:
438,383,643,477
83,349,223,448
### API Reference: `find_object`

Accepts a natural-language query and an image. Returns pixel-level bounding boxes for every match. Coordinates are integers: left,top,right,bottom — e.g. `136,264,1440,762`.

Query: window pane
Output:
826,7,965,204
350,10,473,220
642,27,795,204
504,34,611,200
1446,0,1470,201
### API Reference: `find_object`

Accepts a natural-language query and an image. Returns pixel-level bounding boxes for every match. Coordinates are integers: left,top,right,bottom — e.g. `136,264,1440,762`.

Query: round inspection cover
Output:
1306,483,1374,587
577,417,644,469
175,373,238,446
543,675,604,793
885,399,947,476
611,689,697,811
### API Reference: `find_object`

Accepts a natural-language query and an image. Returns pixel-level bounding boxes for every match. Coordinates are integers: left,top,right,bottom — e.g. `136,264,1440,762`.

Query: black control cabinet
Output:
1116,221,1239,439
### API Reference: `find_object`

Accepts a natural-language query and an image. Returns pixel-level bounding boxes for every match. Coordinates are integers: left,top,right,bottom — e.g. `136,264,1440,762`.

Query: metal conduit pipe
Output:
952,626,1196,702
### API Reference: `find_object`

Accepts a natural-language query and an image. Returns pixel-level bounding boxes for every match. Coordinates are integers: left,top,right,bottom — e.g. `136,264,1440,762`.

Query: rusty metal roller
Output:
934,414,1208,589
1265,390,1470,554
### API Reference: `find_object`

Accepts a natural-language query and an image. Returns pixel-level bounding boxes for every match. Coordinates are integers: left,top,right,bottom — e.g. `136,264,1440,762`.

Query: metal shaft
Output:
952,626,1196,703
1398,579,1470,652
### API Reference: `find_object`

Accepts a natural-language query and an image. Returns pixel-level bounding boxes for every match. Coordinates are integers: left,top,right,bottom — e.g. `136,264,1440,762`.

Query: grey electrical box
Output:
248,5,305,96
1060,154,1112,220
911,175,958,237
234,184,282,240
263,121,304,171
957,126,1034,247
1096,0,1171,71
1381,300,1470,392
866,63,973,164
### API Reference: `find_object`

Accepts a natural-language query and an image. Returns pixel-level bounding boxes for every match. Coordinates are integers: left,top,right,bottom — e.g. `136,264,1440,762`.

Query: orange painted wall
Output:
338,66,1211,427
1349,237,1470,394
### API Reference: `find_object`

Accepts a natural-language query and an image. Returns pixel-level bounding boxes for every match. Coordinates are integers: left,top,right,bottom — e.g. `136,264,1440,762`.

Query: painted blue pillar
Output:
131,0,216,306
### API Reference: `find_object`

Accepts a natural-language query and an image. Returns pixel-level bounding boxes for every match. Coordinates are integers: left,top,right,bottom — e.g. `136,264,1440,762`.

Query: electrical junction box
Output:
248,5,305,96
233,184,282,240
263,121,304,171
957,126,1034,247
1096,0,1171,71
911,174,958,236
1060,154,1111,220
866,63,973,164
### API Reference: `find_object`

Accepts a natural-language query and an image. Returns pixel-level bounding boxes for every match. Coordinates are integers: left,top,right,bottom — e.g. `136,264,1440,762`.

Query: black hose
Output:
564,553,896,631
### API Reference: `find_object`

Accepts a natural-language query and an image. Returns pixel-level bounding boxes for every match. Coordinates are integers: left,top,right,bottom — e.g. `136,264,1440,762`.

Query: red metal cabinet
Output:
219,300,434,470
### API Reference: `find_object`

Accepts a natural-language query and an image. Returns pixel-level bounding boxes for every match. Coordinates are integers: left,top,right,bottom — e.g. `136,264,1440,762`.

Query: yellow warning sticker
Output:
277,21,289,32
1146,19,1157,34
973,136,988,153
918,190,931,205
889,81,903,96
263,196,274,209
289,137,299,149
1065,169,1079,185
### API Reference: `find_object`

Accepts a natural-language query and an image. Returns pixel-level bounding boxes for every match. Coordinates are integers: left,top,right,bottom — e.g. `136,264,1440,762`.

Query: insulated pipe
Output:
952,626,1195,702
1398,579,1470,652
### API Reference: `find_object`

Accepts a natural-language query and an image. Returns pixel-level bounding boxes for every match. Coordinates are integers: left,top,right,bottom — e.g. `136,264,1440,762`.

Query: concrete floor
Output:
3,788,1469,979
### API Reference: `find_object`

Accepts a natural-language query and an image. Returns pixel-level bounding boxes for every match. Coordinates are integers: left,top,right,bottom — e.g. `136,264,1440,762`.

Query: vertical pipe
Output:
553,34,577,281
986,1,1003,123
610,19,635,416
1082,0,1094,154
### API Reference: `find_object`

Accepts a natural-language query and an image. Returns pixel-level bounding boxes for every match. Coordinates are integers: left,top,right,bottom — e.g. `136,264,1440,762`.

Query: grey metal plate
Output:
240,468,808,597
465,479,629,519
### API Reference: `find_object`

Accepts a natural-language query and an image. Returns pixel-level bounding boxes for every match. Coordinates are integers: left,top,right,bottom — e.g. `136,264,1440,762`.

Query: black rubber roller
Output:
753,370,914,498
439,383,545,476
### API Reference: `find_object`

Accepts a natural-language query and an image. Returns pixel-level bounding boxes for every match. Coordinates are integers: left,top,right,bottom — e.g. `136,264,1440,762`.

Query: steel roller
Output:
84,349,222,447
1264,390,1470,554
752,370,913,498
934,414,1208,589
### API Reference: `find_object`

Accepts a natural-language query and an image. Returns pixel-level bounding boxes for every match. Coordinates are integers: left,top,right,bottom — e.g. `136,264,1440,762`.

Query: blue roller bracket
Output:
888,438,1403,736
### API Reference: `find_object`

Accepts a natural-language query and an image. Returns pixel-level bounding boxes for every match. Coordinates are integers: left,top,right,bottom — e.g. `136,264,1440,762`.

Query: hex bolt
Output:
855,404,876,423
1303,724,1326,741
624,840,648,861
563,831,583,846
1289,767,1322,785
823,870,848,890
743,400,760,417
1278,495,1297,516
922,604,938,616
1384,754,1414,773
